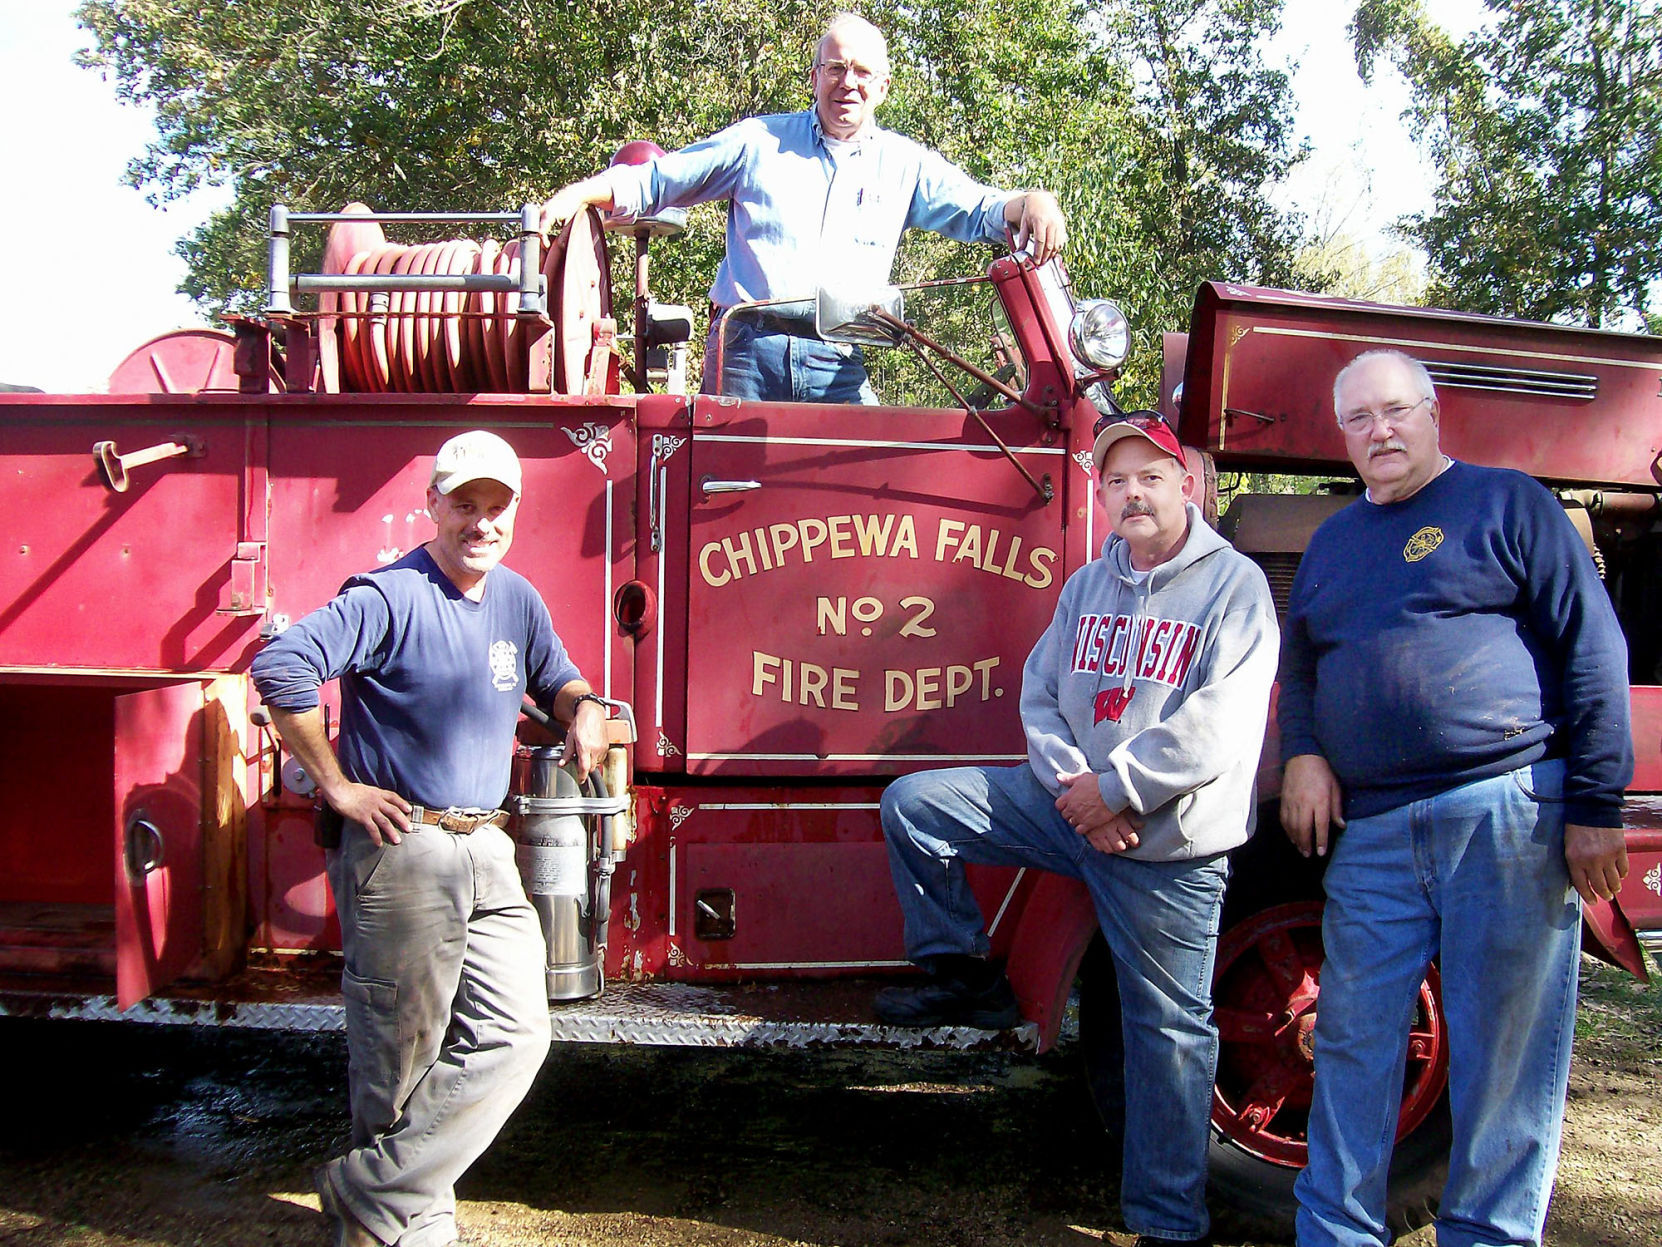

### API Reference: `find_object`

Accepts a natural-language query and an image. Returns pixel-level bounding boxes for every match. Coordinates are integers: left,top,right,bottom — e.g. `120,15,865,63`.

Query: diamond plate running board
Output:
0,973,1039,1052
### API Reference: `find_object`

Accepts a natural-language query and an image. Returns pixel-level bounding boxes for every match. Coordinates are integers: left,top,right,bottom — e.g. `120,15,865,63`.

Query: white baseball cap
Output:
430,430,522,496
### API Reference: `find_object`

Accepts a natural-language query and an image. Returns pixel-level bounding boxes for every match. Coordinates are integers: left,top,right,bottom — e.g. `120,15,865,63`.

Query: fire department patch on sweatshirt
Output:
1403,526,1444,562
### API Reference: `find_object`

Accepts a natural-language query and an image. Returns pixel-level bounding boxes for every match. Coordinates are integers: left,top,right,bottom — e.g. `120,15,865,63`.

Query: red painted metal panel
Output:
0,398,260,671
1180,282,1662,486
627,397,696,770
1618,851,1662,938
1582,899,1649,981
608,784,673,978
251,805,337,954
1614,798,1662,939
0,684,116,906
113,680,206,1009
262,397,638,708
681,402,1081,776
1005,871,1097,1052
1629,685,1662,792
683,842,906,969
649,785,1025,981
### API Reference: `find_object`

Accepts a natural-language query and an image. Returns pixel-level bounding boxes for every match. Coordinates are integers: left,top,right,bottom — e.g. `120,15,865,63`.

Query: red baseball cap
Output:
1091,411,1183,472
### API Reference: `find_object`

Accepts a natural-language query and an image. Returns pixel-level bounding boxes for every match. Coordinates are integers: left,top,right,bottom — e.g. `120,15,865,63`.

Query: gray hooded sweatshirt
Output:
1021,502,1279,861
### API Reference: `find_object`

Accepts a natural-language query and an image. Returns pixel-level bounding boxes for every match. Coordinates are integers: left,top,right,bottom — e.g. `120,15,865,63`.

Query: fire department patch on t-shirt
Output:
489,639,520,691
1403,526,1444,563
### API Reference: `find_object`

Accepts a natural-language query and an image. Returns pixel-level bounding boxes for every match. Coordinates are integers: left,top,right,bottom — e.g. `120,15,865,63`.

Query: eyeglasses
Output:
1339,395,1432,434
815,59,882,84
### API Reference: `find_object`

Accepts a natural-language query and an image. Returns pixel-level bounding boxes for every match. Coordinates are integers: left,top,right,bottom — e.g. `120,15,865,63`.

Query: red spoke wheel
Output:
1210,900,1449,1165
1079,896,1452,1239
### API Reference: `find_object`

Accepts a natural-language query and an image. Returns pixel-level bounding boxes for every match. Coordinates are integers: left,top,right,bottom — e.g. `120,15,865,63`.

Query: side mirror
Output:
816,285,906,347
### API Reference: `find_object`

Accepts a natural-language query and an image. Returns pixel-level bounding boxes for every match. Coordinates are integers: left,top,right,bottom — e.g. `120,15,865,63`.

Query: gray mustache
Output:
1368,439,1408,457
1120,501,1156,520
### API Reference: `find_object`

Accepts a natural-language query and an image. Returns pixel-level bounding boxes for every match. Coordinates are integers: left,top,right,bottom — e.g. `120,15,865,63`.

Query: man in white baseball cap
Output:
429,428,523,497
253,428,607,1246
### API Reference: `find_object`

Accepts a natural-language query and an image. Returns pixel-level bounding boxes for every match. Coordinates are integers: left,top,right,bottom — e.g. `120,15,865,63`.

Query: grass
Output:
1575,951,1662,1063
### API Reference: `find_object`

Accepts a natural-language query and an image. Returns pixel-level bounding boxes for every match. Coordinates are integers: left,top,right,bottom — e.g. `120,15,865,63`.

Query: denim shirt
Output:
606,109,1016,308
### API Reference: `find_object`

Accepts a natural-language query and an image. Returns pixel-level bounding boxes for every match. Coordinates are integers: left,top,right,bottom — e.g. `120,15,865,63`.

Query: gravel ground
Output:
0,956,1654,1247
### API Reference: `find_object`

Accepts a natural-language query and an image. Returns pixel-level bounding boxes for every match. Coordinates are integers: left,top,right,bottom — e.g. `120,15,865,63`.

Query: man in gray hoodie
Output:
877,413,1279,1247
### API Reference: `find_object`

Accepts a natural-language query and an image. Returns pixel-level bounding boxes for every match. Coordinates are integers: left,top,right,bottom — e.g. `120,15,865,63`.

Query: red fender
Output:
1003,873,1099,1051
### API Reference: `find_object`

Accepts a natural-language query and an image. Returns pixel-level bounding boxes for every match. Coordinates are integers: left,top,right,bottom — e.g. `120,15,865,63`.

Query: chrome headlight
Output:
1068,300,1130,371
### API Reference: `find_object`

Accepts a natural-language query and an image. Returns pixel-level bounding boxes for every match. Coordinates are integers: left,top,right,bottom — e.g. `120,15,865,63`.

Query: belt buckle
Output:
438,807,478,833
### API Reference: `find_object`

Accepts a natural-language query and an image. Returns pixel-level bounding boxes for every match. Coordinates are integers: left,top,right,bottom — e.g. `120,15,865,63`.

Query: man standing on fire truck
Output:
878,414,1279,1247
251,430,608,1247
537,11,1066,403
1280,350,1632,1247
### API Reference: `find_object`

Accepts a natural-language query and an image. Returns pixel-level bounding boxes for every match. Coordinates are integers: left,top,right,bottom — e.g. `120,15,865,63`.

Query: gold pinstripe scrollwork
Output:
1218,321,1254,451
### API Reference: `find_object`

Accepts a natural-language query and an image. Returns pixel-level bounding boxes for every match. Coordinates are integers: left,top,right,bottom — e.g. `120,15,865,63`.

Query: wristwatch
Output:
572,692,608,715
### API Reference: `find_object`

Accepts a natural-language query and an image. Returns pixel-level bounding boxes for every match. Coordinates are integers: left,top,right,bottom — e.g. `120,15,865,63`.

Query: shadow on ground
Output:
0,976,1654,1247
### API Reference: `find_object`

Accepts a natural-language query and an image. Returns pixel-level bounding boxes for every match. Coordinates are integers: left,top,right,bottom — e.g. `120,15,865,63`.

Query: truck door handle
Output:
94,434,205,493
700,478,761,495
124,813,165,881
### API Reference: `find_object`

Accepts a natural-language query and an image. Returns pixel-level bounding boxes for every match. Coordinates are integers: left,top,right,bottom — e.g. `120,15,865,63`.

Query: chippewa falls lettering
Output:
1072,612,1200,688
698,513,1056,589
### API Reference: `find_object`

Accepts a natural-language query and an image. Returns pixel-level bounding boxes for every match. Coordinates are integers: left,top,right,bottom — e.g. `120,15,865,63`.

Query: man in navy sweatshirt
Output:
1280,350,1633,1247
878,413,1279,1247
252,430,608,1247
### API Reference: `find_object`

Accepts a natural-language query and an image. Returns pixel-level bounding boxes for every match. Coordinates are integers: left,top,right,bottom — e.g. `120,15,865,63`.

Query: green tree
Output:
1354,0,1662,328
76,0,1315,402
1060,0,1318,404
76,0,832,310
878,0,1316,404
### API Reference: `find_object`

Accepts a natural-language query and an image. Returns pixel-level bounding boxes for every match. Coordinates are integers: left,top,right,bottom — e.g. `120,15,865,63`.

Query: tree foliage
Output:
1354,0,1662,328
1083,1,1314,320
76,0,1314,401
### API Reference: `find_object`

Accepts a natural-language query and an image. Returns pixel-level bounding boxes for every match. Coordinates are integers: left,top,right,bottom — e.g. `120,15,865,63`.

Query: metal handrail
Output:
265,204,546,318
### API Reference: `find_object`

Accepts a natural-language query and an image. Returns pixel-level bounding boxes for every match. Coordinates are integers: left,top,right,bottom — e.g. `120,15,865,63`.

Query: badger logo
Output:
1095,687,1135,724
1403,526,1444,563
488,639,520,691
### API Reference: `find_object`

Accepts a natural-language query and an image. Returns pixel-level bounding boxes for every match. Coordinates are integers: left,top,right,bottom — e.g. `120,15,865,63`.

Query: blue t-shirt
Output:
250,546,581,810
1279,461,1632,826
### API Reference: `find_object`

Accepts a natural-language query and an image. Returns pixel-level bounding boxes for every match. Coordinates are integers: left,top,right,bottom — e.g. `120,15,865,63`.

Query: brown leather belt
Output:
408,806,510,834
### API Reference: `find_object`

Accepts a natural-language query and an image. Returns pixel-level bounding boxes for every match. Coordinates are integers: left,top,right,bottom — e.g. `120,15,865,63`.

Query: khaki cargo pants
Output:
323,821,551,1247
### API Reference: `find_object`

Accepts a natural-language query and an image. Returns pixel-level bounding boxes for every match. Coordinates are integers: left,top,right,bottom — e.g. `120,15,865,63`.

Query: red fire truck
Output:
0,205,1655,1234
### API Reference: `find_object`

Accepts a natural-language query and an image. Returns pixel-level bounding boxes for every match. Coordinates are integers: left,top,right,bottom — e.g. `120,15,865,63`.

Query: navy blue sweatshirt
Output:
251,547,580,811
1280,461,1631,827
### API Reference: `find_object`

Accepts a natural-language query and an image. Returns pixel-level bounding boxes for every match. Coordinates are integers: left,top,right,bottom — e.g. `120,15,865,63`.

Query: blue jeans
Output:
882,764,1229,1240
1295,760,1581,1247
704,314,877,403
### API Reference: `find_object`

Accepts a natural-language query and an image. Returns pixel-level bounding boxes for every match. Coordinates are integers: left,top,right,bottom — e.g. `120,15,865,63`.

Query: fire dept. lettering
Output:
698,512,1055,589
750,651,1002,713
1070,613,1199,688
885,658,1001,711
752,652,862,711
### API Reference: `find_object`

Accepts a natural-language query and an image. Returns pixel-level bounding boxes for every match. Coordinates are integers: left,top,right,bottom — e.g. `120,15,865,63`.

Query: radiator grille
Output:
1424,360,1597,401
1252,552,1302,620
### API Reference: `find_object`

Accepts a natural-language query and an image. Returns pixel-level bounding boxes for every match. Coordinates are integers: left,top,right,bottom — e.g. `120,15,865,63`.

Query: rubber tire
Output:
1077,934,1452,1243
1206,1098,1450,1242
